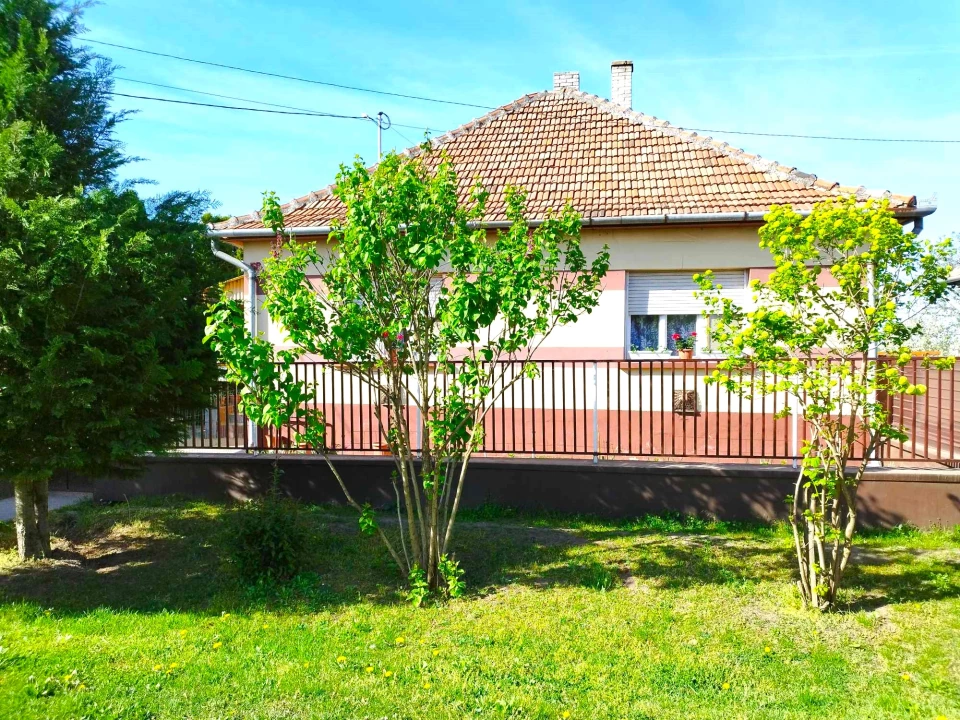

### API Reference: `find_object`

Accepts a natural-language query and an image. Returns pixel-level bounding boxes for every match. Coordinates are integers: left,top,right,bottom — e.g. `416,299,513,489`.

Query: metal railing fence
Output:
177,358,960,466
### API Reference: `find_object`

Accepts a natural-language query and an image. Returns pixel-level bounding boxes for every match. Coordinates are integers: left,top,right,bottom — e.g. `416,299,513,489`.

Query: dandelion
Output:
153,664,163,671
221,613,230,619
78,684,86,690
562,712,571,719
336,656,347,664
262,624,269,630
722,682,731,691
365,666,374,673
179,630,187,637
764,646,772,654
395,636,406,645
63,675,73,682
383,670,393,678
423,681,432,689
303,662,311,669
901,672,911,681
213,641,223,649
169,663,178,669
433,650,440,657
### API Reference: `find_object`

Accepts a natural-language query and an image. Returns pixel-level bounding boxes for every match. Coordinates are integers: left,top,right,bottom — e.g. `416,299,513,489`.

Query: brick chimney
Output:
553,71,580,91
611,60,633,108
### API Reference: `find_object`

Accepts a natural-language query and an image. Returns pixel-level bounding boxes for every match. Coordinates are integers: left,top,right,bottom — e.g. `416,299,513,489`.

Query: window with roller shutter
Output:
626,270,747,355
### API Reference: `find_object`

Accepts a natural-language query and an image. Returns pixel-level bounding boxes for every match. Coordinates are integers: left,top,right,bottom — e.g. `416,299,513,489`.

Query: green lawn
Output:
0,498,958,719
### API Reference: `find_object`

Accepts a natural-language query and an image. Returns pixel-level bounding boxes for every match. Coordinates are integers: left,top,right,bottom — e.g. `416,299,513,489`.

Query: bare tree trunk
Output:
790,468,812,607
34,477,51,554
14,480,45,560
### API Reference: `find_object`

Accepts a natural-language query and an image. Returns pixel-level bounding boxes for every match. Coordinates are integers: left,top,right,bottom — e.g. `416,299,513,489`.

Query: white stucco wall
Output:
235,223,771,358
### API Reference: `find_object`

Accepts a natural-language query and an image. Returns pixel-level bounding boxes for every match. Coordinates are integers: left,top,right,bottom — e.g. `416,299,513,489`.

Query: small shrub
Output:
407,565,429,607
438,554,465,598
226,484,309,584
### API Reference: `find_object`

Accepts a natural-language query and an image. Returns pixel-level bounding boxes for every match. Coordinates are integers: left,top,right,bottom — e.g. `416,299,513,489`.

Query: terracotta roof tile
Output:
215,89,918,232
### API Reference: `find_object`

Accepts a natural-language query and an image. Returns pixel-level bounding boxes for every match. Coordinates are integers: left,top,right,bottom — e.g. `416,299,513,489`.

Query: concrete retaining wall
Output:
90,454,960,529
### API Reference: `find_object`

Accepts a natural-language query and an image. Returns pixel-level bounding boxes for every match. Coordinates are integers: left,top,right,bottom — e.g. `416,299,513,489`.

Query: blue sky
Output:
83,0,959,239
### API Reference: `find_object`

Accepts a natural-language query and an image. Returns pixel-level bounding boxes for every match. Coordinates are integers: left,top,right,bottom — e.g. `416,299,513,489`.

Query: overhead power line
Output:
111,84,960,145
88,38,494,110
114,77,432,132
93,40,960,144
681,127,960,144
110,92,368,119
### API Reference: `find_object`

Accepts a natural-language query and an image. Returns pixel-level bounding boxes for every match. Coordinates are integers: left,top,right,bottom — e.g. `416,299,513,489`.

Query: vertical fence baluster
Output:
592,361,599,463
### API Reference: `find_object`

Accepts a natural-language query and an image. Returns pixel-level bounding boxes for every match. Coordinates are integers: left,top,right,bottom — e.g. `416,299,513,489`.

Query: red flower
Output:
690,332,697,337
671,333,681,340
382,331,389,338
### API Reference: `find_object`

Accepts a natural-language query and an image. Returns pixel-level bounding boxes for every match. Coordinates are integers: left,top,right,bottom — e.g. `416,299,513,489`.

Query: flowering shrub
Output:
695,197,955,610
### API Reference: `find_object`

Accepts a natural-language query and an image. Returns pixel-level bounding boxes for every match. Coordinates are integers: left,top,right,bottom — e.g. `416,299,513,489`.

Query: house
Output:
209,60,934,362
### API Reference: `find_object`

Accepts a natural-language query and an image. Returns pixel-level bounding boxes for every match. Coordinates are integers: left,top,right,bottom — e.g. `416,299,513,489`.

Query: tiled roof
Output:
214,88,919,233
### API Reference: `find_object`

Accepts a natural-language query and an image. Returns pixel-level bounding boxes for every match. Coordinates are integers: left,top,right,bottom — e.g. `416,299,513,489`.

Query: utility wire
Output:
112,82,960,144
681,127,960,144
389,125,420,148
100,46,960,144
88,38,494,110
110,92,368,119
114,77,432,132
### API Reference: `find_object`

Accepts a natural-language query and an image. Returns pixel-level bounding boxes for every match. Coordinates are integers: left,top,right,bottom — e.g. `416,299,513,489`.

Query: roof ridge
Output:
561,89,914,207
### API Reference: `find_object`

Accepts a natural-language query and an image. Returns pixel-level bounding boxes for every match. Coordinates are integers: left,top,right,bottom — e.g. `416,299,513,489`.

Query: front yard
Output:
0,498,958,719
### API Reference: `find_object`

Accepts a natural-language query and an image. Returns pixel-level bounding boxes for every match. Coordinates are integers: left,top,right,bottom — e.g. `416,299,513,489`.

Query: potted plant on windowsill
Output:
672,331,696,360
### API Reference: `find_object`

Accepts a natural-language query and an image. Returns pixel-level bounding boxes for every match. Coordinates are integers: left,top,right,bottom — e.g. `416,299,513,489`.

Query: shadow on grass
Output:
0,498,400,616
0,498,957,616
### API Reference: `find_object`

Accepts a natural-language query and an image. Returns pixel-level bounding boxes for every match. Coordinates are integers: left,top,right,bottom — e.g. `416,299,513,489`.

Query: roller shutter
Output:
627,270,746,315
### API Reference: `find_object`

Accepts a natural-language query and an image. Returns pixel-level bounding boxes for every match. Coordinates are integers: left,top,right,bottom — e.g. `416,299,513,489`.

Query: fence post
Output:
592,361,599,464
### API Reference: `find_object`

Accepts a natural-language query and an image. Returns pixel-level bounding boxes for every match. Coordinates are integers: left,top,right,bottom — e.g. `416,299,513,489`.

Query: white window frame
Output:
625,313,713,358
624,270,747,359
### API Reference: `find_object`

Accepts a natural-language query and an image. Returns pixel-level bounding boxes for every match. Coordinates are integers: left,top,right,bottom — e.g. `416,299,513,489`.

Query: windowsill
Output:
628,351,711,359
624,351,725,364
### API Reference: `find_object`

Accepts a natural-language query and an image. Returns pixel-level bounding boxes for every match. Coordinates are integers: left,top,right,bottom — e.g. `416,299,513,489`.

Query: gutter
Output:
210,239,259,448
210,239,257,338
208,205,937,239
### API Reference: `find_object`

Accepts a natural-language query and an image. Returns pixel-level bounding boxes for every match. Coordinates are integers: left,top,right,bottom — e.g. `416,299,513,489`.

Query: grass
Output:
0,498,958,719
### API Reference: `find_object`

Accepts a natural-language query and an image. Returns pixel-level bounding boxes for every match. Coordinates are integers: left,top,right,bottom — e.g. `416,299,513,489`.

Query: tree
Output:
0,0,127,196
206,150,609,593
0,1,229,559
0,187,227,558
695,197,955,610
910,237,960,354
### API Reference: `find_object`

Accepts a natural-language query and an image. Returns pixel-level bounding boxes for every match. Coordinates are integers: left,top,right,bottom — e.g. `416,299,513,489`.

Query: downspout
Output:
210,238,257,338
210,238,259,449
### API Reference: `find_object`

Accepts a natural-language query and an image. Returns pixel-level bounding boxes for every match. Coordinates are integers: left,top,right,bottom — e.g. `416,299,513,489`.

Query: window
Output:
630,315,659,352
666,315,697,351
629,314,697,353
626,271,746,356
